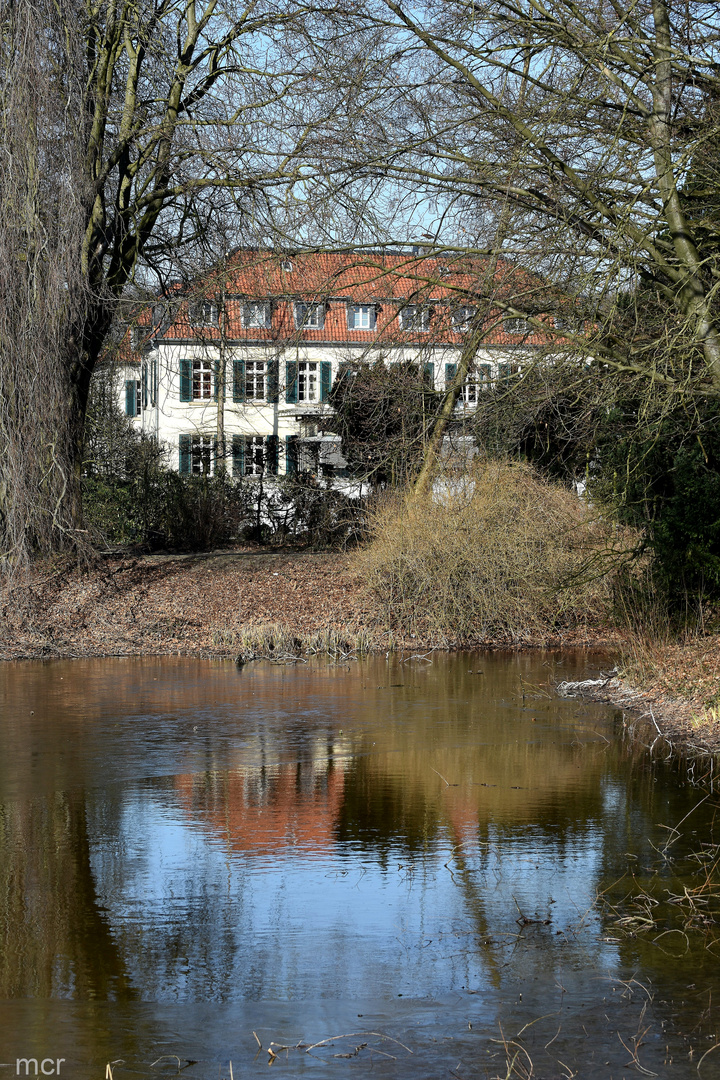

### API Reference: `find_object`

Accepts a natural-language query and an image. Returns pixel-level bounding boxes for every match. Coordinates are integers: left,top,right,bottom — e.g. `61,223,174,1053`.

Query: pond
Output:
0,652,719,1079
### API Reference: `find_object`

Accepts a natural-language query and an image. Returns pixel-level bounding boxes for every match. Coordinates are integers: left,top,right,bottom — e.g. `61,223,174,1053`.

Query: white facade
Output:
116,251,541,479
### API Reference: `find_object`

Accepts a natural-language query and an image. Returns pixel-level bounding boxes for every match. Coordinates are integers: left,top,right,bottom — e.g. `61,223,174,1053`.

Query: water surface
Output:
1,652,718,1078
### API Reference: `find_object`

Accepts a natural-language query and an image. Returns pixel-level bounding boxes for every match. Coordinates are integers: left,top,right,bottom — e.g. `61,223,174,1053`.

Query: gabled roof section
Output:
138,248,574,348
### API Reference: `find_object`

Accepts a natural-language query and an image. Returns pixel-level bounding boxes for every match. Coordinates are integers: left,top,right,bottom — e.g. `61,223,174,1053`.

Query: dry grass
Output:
212,621,379,660
356,462,616,644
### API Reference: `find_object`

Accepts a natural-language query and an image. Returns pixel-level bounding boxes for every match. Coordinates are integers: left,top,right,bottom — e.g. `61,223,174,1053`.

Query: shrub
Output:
357,461,614,643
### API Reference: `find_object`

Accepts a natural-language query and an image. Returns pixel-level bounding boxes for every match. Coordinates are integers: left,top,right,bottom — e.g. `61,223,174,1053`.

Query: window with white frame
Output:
348,304,375,330
244,436,266,476
453,306,476,332
503,317,529,334
245,361,266,400
401,305,430,331
242,301,272,328
295,302,325,329
185,435,214,475
461,380,480,406
447,362,492,406
298,361,319,402
188,301,218,326
192,358,213,399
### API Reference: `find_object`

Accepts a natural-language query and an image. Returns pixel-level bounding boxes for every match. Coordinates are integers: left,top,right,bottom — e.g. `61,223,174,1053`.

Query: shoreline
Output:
558,672,720,768
4,549,719,766
0,549,623,663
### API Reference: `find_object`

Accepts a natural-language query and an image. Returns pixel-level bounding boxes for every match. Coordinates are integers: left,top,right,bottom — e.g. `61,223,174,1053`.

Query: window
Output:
453,306,476,332
233,358,278,403
461,381,479,406
242,301,272,329
401,305,430,331
232,434,279,477
497,361,520,383
179,434,215,475
245,361,266,400
554,315,581,331
188,301,218,326
298,361,319,402
286,360,331,404
244,436,266,476
125,379,141,417
281,259,293,273
503,317,529,334
347,304,376,331
192,359,213,400
295,302,325,329
446,362,491,406
180,358,219,402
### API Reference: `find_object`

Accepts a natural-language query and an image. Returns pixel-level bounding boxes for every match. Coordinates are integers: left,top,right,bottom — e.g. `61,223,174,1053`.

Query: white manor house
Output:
118,249,557,479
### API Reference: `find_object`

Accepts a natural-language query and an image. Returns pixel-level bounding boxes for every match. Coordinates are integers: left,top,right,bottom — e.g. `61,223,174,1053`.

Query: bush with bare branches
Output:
358,462,615,643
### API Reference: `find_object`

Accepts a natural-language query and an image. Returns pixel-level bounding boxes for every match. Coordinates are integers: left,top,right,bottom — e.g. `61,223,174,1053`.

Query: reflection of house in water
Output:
175,744,349,857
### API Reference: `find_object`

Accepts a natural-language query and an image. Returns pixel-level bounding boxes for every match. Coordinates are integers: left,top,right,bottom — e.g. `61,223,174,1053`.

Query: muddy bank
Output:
0,549,620,661
0,551,376,661
558,670,720,765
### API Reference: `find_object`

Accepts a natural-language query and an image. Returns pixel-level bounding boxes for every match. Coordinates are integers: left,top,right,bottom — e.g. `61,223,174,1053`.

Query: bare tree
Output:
334,0,720,398
0,0,369,565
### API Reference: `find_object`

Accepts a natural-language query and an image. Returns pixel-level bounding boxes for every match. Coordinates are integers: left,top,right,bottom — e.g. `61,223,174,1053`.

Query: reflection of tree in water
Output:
0,791,135,1000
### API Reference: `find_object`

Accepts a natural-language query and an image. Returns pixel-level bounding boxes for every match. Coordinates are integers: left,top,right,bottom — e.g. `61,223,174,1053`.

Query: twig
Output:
304,1032,413,1054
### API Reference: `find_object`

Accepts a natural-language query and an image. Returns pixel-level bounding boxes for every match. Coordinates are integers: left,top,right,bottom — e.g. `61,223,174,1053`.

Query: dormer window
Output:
453,306,476,332
242,301,272,329
554,315,581,331
347,304,376,331
503,316,529,334
188,301,218,326
295,302,325,330
281,259,293,273
401,305,430,331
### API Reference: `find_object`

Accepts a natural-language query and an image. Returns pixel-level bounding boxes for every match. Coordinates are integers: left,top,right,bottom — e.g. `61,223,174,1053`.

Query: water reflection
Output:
0,653,718,1077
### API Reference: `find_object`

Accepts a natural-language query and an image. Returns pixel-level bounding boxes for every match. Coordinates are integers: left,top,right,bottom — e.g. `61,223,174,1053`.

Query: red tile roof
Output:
134,249,571,350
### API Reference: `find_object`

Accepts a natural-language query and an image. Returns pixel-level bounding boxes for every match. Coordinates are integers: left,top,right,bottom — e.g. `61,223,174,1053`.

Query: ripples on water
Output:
0,653,718,1077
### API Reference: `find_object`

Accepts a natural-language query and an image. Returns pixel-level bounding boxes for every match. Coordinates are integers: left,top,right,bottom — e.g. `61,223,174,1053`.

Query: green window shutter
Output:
285,435,298,475
125,380,137,417
142,363,148,408
213,361,224,402
445,363,457,388
233,359,245,402
179,434,191,474
266,435,279,475
478,363,492,384
179,358,192,402
423,362,434,388
151,358,158,406
267,358,279,403
232,435,245,478
285,361,298,404
320,361,332,402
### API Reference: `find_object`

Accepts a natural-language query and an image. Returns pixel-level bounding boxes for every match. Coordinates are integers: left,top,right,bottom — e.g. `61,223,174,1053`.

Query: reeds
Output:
211,621,379,661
